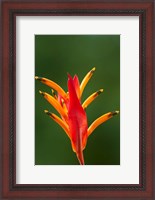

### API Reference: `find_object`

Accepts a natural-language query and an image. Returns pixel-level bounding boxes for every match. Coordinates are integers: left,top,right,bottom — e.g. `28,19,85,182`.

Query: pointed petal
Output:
67,74,88,159
39,91,68,122
73,75,80,99
82,89,103,109
80,67,95,97
88,111,119,136
44,110,70,139
35,76,67,100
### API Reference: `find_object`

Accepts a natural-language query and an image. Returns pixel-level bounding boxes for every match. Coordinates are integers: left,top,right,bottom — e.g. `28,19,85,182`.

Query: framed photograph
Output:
1,0,154,199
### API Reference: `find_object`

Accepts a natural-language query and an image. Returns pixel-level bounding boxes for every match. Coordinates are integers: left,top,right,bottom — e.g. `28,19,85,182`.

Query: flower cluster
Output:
35,68,119,165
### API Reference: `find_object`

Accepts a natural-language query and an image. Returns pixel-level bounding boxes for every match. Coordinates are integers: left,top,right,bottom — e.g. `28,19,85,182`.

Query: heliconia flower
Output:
35,68,119,165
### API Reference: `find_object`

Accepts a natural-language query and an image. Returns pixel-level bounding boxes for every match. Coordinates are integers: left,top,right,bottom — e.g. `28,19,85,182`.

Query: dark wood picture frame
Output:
1,0,154,199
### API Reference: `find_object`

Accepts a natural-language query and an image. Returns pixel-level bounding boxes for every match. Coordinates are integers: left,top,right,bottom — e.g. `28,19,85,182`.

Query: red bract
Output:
35,68,119,165
67,74,88,164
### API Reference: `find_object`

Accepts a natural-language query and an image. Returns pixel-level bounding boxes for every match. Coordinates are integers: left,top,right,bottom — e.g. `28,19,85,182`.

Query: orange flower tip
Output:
93,89,104,98
44,110,56,118
97,89,104,95
44,110,53,117
91,67,96,74
110,111,119,117
87,67,96,78
39,90,45,96
35,76,42,81
44,109,49,114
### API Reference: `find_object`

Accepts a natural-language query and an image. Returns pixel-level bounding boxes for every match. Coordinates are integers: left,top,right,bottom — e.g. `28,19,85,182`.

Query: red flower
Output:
35,68,119,165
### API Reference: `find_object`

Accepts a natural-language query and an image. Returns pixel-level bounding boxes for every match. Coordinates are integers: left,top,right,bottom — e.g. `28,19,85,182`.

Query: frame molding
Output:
1,1,154,199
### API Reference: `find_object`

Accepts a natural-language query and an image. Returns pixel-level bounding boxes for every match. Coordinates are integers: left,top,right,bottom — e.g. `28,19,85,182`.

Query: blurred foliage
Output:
35,35,120,165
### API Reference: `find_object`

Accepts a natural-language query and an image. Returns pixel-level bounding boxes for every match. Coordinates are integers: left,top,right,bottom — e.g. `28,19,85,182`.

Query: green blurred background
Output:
35,35,120,165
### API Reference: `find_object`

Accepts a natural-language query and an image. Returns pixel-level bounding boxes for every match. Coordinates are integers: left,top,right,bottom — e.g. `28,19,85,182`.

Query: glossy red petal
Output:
67,74,88,163
73,75,80,100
